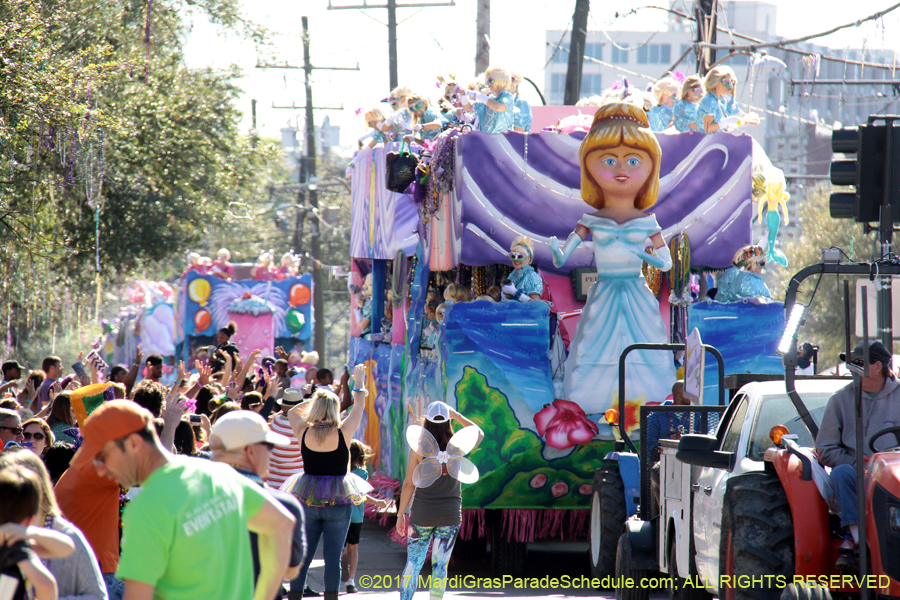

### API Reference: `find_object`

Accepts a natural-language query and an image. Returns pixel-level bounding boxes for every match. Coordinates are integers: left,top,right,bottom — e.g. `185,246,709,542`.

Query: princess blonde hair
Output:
579,102,661,210
365,107,387,125
389,86,413,107
651,77,679,104
510,236,535,265
678,75,705,101
485,66,511,90
703,65,737,96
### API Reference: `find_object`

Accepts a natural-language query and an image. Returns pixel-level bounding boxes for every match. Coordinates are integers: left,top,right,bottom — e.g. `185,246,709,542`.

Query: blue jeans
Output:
103,573,125,600
290,503,352,593
831,463,858,527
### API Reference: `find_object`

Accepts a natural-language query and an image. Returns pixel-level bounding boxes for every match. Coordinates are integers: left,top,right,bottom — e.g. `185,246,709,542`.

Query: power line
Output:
697,2,900,53
614,5,900,72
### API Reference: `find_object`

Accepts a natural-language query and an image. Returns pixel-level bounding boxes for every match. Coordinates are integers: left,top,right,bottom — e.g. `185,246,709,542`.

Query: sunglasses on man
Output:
0,425,23,435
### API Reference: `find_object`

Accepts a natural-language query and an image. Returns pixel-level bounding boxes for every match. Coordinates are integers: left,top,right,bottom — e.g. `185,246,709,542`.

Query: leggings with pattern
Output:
400,524,460,600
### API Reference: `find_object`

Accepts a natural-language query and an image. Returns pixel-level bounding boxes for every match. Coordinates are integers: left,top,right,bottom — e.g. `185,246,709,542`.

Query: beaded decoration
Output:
472,266,486,298
642,252,663,298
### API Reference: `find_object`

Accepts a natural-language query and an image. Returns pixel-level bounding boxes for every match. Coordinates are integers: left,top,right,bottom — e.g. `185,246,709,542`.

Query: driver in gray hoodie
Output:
816,340,900,573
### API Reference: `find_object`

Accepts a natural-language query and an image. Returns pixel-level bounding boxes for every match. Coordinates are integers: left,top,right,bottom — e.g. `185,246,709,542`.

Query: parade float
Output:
347,103,790,566
174,266,314,363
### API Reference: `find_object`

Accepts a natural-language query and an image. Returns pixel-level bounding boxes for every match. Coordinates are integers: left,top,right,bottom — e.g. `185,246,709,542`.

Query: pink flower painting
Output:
533,399,599,450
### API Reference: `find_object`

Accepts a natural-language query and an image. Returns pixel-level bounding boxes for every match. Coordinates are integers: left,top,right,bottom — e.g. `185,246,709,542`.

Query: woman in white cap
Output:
396,401,483,600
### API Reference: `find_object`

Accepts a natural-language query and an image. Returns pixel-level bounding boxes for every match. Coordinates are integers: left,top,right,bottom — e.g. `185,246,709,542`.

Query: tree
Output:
0,0,284,363
768,185,873,369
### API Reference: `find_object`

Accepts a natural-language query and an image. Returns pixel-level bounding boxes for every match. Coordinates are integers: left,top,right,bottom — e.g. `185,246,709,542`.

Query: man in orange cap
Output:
72,400,295,600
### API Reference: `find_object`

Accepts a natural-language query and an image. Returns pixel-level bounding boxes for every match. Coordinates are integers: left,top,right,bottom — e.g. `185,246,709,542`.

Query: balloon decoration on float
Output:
289,283,310,307
286,309,306,334
188,278,211,306
194,309,212,332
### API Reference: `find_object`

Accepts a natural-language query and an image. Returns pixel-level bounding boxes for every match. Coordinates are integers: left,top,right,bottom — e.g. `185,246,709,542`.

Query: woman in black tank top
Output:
285,365,372,600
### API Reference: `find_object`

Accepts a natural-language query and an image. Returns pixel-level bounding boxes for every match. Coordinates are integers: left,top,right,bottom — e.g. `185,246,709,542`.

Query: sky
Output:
181,0,900,154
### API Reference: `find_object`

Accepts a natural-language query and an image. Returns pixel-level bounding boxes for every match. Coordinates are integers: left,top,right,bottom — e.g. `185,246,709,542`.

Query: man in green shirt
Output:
72,400,294,600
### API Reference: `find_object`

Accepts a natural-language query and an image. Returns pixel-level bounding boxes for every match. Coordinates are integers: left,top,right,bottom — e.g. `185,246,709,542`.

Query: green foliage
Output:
0,0,305,364
454,366,614,509
768,185,873,369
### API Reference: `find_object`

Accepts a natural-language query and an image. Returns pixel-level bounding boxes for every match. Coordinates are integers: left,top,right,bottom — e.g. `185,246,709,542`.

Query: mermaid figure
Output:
549,102,676,416
759,179,790,267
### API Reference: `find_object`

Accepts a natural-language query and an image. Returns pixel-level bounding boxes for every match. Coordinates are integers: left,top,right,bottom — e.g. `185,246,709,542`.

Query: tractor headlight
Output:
889,506,900,535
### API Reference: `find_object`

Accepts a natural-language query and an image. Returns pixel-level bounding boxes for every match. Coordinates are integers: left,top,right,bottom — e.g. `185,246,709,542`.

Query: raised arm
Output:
124,346,143,398
340,364,369,439
234,349,261,391
550,223,589,268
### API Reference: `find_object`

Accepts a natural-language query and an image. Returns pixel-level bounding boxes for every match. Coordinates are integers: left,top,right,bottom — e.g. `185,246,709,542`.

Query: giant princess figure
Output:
550,102,676,415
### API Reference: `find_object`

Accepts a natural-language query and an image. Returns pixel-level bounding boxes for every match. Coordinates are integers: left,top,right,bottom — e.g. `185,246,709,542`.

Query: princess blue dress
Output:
474,90,516,134
673,99,700,132
501,264,542,302
418,109,447,141
715,267,772,302
696,93,740,130
513,95,533,131
648,105,674,132
562,214,676,415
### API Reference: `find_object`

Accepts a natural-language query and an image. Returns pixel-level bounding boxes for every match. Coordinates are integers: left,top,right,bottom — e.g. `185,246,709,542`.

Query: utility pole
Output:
696,0,717,75
300,16,325,368
257,19,358,367
564,0,590,105
474,0,490,75
328,1,456,91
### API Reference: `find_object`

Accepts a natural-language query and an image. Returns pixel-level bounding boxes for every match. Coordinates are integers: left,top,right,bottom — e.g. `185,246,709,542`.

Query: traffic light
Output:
829,118,900,222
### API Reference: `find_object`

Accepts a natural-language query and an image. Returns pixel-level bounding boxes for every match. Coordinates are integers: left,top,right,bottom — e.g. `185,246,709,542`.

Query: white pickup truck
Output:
616,379,845,600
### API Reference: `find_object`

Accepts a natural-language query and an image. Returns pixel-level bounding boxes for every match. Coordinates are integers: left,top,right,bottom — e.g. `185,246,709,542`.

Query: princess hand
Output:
467,90,490,104
550,236,563,264
718,115,740,129
635,244,673,271
501,283,517,297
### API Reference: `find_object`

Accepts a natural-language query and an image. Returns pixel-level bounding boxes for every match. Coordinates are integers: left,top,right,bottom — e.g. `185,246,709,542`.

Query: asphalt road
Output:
302,519,670,599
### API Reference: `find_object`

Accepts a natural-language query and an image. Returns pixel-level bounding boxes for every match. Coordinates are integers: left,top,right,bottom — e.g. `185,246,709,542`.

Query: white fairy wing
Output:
413,457,443,488
406,425,440,458
447,457,479,484
447,425,480,457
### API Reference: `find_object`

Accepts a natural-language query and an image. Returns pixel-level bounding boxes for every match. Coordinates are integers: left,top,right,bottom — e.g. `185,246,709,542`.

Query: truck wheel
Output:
490,520,527,577
719,471,794,600
615,533,651,600
590,467,626,580
669,537,711,600
780,583,832,600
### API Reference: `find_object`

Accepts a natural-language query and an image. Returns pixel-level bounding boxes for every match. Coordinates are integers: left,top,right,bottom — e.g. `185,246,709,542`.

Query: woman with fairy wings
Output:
396,401,483,600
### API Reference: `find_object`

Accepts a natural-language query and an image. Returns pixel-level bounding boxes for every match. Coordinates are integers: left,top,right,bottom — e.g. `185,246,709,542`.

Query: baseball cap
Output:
211,411,291,451
840,340,893,364
278,388,304,407
1,360,23,373
71,401,152,467
426,401,451,423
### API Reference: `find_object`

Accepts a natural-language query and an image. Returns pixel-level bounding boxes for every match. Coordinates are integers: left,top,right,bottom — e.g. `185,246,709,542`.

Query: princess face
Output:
660,91,675,108
585,147,652,201
685,84,702,102
509,247,530,270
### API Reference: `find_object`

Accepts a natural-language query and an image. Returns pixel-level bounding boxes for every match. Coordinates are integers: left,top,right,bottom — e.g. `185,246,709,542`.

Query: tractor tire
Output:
780,583,832,600
669,537,712,600
615,532,652,600
490,518,527,578
590,466,627,580
719,471,794,600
